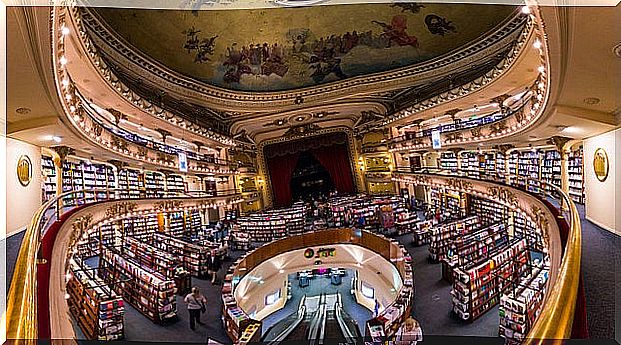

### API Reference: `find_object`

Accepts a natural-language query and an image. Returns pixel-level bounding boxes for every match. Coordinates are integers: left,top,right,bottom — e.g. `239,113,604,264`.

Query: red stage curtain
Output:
311,144,355,194
266,152,300,207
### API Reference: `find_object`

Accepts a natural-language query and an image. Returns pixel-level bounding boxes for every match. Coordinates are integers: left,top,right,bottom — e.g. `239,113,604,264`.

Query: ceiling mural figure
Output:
95,3,515,91
425,14,457,36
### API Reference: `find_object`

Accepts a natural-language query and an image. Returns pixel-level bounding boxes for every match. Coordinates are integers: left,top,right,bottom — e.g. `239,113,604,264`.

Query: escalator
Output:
265,293,362,344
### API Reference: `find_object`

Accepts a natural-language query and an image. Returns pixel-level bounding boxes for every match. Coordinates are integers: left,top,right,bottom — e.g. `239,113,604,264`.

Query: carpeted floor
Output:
5,230,26,294
575,204,620,339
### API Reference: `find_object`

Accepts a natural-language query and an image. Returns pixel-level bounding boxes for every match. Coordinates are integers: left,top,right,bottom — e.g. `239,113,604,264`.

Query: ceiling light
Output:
61,26,70,35
61,78,70,87
52,136,62,143
521,6,531,14
537,65,545,73
59,56,67,65
533,39,542,49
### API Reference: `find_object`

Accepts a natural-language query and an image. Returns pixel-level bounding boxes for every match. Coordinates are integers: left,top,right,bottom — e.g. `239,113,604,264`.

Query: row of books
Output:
451,239,530,321
428,216,480,262
41,156,57,202
499,262,550,343
234,204,306,243
99,247,178,323
66,258,125,341
366,236,414,341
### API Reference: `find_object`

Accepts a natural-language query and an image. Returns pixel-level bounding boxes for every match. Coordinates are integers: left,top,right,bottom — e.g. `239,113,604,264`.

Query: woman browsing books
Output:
395,317,423,345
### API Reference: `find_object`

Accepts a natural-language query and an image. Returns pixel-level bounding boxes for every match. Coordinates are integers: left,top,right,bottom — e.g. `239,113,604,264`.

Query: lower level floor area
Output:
5,203,618,343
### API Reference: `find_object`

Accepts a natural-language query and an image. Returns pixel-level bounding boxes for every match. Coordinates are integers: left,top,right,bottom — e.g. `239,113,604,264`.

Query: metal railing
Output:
5,188,240,341
393,167,581,341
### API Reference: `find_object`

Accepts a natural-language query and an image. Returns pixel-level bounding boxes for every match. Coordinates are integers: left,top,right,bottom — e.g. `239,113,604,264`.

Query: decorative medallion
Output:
17,155,33,187
593,148,609,182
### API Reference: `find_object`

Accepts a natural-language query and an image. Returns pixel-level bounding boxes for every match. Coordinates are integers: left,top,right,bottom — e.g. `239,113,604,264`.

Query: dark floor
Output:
5,230,26,294
395,234,501,337
80,252,244,344
575,204,620,340
5,202,619,341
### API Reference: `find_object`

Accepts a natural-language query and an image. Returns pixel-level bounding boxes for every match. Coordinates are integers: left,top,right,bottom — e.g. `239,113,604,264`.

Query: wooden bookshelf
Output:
99,247,178,323
67,258,124,340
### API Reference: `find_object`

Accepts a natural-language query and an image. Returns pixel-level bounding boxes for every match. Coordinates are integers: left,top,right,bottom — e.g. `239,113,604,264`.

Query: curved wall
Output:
234,244,403,320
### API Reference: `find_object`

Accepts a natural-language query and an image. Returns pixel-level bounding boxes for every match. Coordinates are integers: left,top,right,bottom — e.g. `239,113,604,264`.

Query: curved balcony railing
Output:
5,188,243,341
389,75,545,152
390,90,534,148
78,91,236,168
392,167,581,342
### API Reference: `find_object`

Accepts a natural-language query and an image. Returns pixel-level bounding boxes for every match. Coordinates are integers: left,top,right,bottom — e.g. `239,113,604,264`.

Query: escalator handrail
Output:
309,294,327,345
268,294,308,345
335,293,357,343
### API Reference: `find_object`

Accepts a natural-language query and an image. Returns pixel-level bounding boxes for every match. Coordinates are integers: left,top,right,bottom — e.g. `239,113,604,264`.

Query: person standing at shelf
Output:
395,316,423,345
184,286,207,331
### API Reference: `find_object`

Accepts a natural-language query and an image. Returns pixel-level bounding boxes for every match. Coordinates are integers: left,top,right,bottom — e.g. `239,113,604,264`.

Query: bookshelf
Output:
499,263,550,343
121,237,179,279
144,171,166,198
122,215,160,238
511,212,545,253
143,232,213,278
469,196,509,226
495,152,506,181
540,150,561,194
459,151,481,179
167,211,187,238
165,174,186,194
451,239,530,322
62,161,84,206
66,258,125,340
568,146,584,204
76,222,122,259
517,150,541,193
429,216,479,262
41,155,57,202
412,220,433,246
440,152,458,171
99,247,178,323
483,152,496,179
507,151,519,186
187,210,204,234
117,168,144,199
236,205,306,244
446,223,509,268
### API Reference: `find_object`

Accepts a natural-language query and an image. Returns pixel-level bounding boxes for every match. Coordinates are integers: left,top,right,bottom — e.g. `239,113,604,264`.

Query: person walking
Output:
184,286,207,330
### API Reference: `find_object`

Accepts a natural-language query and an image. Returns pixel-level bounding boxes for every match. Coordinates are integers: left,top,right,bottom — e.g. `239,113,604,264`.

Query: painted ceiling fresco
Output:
95,3,515,91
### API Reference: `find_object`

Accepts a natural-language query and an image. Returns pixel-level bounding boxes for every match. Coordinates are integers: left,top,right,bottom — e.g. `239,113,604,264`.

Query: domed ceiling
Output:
95,3,516,92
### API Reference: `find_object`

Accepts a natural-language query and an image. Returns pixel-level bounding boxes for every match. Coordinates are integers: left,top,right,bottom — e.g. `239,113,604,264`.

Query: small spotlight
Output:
52,136,62,143
61,26,70,35
533,39,542,49
521,6,531,14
